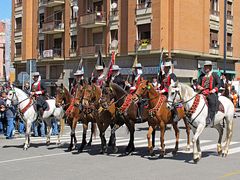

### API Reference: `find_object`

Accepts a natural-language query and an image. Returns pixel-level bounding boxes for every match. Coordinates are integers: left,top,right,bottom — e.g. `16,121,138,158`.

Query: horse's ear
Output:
174,80,179,87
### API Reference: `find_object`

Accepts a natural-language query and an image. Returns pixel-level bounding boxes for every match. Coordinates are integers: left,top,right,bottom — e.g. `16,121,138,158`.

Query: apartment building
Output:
0,21,6,82
11,0,240,92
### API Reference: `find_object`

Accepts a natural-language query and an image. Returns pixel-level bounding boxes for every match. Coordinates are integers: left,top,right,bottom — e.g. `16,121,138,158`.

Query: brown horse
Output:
56,83,96,151
69,82,100,153
103,83,157,155
134,80,191,157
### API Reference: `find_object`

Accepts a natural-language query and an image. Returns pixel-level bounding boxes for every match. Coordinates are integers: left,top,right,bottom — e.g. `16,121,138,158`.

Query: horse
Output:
104,82,158,155
134,80,191,157
167,81,234,163
66,82,98,152
6,87,65,150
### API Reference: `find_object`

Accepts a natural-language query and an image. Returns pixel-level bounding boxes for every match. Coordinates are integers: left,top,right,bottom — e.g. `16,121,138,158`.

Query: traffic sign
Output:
17,71,29,84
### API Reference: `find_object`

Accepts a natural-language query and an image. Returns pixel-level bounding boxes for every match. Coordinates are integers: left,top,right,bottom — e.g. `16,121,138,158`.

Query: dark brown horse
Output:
134,80,191,157
102,83,157,155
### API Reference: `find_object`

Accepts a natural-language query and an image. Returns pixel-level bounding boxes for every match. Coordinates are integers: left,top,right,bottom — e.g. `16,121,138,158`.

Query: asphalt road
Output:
0,113,240,180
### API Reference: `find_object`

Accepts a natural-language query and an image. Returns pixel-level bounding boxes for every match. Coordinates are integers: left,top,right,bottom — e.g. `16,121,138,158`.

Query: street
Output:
0,114,240,180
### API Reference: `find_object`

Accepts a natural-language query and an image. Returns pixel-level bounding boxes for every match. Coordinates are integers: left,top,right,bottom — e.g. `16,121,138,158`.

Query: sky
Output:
0,0,11,20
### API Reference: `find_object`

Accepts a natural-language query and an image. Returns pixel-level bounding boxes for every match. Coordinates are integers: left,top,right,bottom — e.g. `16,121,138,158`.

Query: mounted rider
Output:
159,61,179,122
110,65,125,88
93,65,105,87
30,72,48,119
71,69,84,96
197,60,221,126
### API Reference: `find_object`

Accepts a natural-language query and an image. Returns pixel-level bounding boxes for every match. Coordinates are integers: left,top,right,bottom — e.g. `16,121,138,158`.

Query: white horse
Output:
167,82,234,163
5,87,65,150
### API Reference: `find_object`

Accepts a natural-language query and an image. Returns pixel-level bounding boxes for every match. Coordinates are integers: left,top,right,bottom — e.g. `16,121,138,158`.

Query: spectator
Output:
0,98,6,135
231,89,238,118
51,118,59,136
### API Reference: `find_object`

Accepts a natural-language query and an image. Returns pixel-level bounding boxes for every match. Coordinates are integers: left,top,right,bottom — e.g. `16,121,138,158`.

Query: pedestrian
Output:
51,118,59,135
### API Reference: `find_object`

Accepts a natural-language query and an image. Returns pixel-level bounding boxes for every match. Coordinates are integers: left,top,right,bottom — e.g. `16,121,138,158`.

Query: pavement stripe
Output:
228,146,240,155
0,152,71,165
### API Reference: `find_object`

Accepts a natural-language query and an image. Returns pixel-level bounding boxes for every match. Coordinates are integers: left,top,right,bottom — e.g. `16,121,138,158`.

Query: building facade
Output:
11,0,240,93
0,21,6,82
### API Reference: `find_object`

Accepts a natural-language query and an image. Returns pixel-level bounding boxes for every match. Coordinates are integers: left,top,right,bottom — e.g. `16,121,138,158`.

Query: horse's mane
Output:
110,83,127,95
14,87,29,99
179,83,196,98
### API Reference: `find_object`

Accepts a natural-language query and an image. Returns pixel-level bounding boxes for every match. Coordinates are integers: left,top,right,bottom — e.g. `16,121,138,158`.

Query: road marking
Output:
220,170,240,179
0,152,71,165
228,146,240,154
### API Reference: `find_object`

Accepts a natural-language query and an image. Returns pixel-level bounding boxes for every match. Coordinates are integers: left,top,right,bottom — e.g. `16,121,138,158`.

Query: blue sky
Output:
0,0,11,20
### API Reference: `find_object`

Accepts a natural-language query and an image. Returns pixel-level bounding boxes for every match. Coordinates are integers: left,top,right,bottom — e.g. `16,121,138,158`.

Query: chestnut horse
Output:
134,80,191,157
56,84,96,151
69,82,100,153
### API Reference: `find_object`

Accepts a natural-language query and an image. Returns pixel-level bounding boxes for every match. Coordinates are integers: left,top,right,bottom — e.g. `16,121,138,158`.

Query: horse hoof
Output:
112,146,118,154
87,142,92,147
218,150,222,156
46,141,50,146
23,147,28,151
150,152,155,157
158,154,164,159
193,158,200,164
172,150,177,156
78,148,83,153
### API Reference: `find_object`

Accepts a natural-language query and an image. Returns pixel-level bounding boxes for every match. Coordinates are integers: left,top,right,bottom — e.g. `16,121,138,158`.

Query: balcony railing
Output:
227,46,233,52
227,14,233,20
136,1,152,9
79,12,107,28
42,48,63,59
15,1,22,8
210,9,220,16
79,44,105,57
136,39,151,50
42,20,64,34
209,43,219,49
70,48,77,57
40,0,65,7
15,24,22,32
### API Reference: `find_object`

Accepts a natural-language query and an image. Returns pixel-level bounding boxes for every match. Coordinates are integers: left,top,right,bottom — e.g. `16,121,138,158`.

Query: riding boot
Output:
206,110,215,126
135,107,142,123
172,107,179,123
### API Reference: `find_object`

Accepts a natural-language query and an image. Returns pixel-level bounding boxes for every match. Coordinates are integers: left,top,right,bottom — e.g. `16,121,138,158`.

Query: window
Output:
210,29,219,48
210,0,219,15
39,40,44,57
137,0,151,9
71,35,77,52
138,24,151,40
71,6,78,23
15,43,21,56
227,33,232,51
15,17,22,31
54,38,62,57
227,1,233,19
111,29,118,41
50,65,63,79
93,33,103,45
37,66,46,79
39,13,44,29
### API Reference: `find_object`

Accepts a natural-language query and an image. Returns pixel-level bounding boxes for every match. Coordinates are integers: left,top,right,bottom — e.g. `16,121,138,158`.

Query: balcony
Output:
42,20,64,34
40,0,65,7
79,12,107,28
136,2,152,16
227,14,233,25
136,39,151,51
209,43,219,55
209,9,220,22
70,48,77,57
15,1,23,11
70,18,77,29
109,10,119,22
79,44,105,57
14,51,22,61
41,49,64,60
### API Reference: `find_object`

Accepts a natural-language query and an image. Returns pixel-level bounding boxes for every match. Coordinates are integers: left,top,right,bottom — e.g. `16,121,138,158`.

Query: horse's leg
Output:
223,117,234,157
125,120,135,155
57,118,65,145
159,121,166,158
196,138,201,159
172,122,180,155
78,122,88,153
87,122,96,146
192,124,205,163
23,121,32,150
183,117,191,151
152,129,156,149
108,123,118,153
97,121,107,154
214,124,223,156
147,126,154,156
46,120,52,145
68,121,74,151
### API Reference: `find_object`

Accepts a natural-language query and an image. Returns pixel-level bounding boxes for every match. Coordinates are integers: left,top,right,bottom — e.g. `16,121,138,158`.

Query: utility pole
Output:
223,0,227,74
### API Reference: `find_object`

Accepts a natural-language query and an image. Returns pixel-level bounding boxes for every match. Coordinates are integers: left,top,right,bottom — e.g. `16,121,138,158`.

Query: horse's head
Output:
6,89,18,107
134,80,152,101
82,84,97,107
55,86,66,107
167,81,182,109
100,85,115,109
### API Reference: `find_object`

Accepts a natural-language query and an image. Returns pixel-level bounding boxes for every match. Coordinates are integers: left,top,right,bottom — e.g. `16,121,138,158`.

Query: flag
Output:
78,57,84,72
107,51,116,79
157,48,164,83
132,54,138,71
